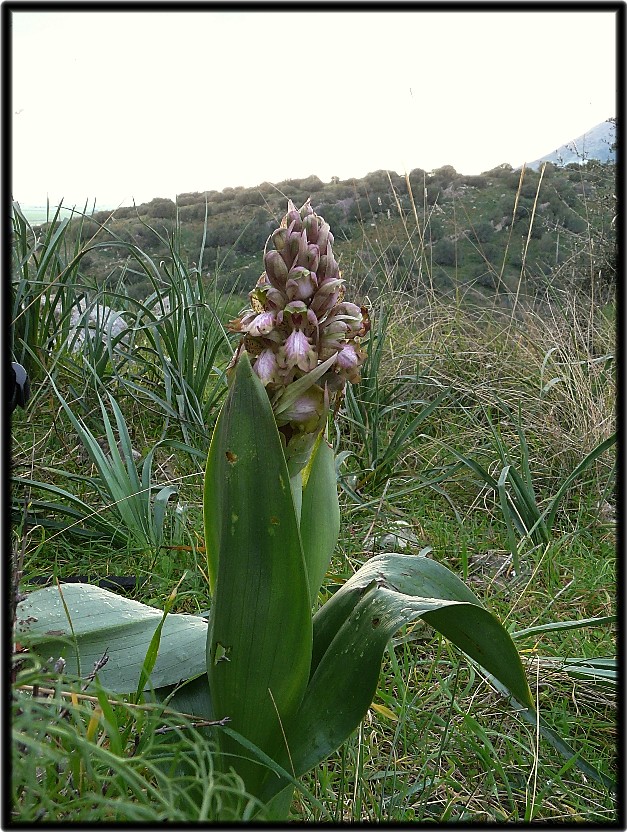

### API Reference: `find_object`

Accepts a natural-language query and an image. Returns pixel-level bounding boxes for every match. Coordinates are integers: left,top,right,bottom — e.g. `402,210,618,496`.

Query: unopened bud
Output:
318,253,339,281
276,386,325,432
301,243,320,272
272,227,289,252
280,230,303,269
303,213,319,242
284,200,303,231
265,249,289,290
299,199,314,219
316,221,331,253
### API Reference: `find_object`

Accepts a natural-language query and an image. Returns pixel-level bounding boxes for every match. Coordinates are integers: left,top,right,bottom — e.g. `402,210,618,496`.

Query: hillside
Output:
526,118,616,170
21,158,616,306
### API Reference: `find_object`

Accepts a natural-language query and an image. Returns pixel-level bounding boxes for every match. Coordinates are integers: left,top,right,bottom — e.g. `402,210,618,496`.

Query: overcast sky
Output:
11,8,617,209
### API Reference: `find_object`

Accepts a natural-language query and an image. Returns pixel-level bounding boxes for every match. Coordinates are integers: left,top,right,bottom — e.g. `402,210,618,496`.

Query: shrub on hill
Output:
146,198,177,219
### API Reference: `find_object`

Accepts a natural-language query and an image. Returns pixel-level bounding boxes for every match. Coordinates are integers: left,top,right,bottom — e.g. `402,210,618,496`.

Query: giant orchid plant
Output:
16,201,533,819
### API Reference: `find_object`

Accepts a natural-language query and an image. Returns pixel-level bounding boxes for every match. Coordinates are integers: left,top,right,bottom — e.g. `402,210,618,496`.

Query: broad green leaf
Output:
281,586,453,784
275,554,532,789
15,583,207,693
299,433,340,604
310,553,482,674
290,473,303,523
203,352,312,798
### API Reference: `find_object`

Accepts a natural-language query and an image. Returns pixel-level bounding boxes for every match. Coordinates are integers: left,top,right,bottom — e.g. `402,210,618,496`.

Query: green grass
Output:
10,194,616,822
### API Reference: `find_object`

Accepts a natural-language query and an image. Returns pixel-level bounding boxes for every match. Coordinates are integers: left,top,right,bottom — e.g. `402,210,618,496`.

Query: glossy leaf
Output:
203,351,312,798
268,554,533,792
310,553,481,674
15,583,208,693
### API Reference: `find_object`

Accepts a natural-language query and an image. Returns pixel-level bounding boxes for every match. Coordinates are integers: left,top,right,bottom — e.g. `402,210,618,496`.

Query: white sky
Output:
11,8,617,209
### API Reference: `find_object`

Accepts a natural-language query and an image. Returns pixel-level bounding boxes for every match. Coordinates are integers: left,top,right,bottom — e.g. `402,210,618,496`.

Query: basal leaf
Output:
310,553,482,674
15,583,207,693
274,554,533,789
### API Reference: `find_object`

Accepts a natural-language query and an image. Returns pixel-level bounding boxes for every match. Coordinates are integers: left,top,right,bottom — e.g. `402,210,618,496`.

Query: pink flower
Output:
336,342,360,370
276,387,325,432
285,267,318,303
280,329,317,373
253,348,280,386
244,311,276,337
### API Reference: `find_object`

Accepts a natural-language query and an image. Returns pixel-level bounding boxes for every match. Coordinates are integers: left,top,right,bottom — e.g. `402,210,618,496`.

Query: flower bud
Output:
332,301,362,320
312,276,343,299
301,243,320,272
251,283,287,312
286,267,317,303
272,227,289,252
317,252,339,282
312,289,341,318
265,249,289,290
276,386,325,433
296,229,308,263
299,199,314,219
320,319,349,350
280,229,303,269
303,213,319,242
316,221,330,253
284,200,303,232
336,342,361,371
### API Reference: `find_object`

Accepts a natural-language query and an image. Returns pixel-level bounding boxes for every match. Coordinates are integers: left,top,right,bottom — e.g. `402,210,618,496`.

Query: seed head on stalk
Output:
229,199,369,475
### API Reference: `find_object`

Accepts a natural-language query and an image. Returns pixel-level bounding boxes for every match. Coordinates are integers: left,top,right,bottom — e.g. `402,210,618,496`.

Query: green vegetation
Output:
20,158,616,306
10,161,616,823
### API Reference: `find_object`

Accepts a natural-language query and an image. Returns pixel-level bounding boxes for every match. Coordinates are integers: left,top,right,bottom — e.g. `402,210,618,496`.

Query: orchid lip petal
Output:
245,311,276,336
253,348,279,385
336,343,360,369
283,329,316,372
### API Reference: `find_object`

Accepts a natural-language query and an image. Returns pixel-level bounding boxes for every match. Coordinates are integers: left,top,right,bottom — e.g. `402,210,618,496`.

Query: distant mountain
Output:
524,119,616,170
